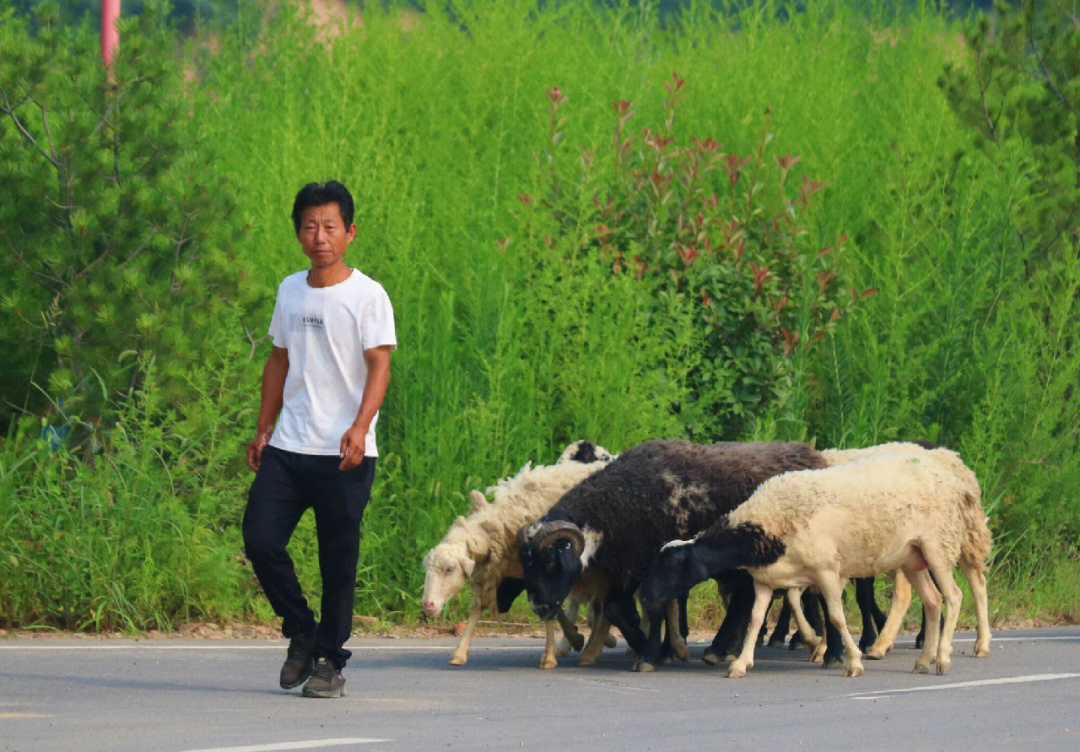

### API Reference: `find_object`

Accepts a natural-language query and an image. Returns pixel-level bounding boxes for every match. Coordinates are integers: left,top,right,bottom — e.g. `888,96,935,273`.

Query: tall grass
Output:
3,0,1077,628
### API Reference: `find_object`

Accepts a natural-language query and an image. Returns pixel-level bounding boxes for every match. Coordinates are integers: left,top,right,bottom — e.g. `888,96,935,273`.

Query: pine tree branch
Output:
0,89,60,170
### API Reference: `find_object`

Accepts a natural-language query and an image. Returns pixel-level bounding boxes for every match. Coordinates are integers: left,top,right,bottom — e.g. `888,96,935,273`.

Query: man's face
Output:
296,202,356,269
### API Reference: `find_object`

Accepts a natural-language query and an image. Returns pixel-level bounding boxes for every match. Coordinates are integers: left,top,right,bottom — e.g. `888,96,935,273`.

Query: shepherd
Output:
243,181,396,698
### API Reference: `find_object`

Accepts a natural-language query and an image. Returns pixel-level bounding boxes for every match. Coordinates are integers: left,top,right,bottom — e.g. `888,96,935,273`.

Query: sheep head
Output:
638,539,705,614
518,519,585,621
421,541,476,616
557,440,615,465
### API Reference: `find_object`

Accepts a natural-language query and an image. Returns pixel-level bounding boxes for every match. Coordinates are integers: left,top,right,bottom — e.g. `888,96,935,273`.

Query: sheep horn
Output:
528,521,585,559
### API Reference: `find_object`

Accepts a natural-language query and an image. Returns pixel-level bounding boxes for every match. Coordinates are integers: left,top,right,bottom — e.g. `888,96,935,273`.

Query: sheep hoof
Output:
449,655,467,666
568,634,585,652
913,660,932,674
578,654,597,667
844,664,864,678
974,642,990,658
701,649,722,666
633,659,656,673
767,636,786,648
673,643,690,662
604,636,618,649
936,659,951,675
540,656,558,670
810,643,827,663
864,646,886,660
726,662,747,679
822,656,843,669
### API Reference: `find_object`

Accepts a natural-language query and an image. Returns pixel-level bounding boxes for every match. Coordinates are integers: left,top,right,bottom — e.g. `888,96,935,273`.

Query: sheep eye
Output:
445,565,455,574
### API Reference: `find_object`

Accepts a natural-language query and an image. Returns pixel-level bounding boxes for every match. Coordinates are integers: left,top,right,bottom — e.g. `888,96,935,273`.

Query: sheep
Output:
421,442,615,668
819,441,944,659
638,446,992,678
518,439,828,671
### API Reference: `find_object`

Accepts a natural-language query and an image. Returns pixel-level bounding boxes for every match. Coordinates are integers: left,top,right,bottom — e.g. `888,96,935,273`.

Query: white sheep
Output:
421,443,615,668
640,446,992,678
818,442,937,660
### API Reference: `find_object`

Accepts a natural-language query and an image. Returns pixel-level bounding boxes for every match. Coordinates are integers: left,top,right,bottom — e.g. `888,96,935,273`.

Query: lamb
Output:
639,445,992,678
421,442,615,668
518,439,828,671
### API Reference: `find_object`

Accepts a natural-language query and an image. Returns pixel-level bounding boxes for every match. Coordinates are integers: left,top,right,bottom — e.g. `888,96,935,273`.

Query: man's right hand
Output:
247,430,273,472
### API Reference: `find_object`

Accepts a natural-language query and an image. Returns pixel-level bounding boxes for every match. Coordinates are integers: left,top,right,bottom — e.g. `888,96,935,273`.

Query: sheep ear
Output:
462,558,476,577
468,490,489,513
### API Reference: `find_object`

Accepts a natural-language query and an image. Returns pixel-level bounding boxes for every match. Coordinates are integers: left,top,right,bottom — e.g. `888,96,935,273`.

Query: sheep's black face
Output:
639,542,698,613
519,539,582,621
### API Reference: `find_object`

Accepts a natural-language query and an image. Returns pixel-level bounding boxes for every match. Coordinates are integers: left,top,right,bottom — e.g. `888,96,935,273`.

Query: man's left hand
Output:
339,424,367,470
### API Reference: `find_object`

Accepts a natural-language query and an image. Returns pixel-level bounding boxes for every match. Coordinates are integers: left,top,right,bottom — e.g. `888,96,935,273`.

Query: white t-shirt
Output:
267,269,397,457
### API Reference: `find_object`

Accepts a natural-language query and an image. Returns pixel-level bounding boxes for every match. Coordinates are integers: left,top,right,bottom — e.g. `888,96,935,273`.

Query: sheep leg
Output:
555,596,581,656
679,592,689,642
555,603,585,655
915,570,944,650
768,596,793,647
855,577,886,652
815,574,864,677
632,606,668,672
959,560,991,657
667,599,689,662
539,619,559,669
587,599,618,648
905,567,942,674
705,571,753,665
785,587,822,650
602,588,649,661
578,614,612,666
449,603,483,666
727,580,773,678
867,569,912,659
797,590,825,646
812,594,844,667
923,552,963,675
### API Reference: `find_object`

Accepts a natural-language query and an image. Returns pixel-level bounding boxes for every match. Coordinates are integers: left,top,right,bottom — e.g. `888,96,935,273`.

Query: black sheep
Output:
518,439,827,670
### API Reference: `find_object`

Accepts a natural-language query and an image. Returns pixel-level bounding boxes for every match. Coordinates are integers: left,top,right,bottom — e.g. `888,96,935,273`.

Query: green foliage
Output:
521,80,857,439
0,353,258,630
0,1,263,427
939,0,1080,259
2,0,1078,629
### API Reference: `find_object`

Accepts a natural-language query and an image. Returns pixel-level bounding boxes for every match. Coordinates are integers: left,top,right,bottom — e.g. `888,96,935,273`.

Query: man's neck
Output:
307,264,352,288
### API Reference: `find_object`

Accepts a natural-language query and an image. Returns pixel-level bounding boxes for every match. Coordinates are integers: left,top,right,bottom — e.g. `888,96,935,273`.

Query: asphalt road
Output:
2,627,1078,751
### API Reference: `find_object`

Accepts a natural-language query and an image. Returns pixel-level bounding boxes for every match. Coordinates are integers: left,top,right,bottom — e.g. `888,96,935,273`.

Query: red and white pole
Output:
101,0,120,70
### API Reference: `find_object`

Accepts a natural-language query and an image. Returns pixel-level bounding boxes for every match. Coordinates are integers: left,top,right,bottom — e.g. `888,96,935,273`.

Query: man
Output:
243,181,395,698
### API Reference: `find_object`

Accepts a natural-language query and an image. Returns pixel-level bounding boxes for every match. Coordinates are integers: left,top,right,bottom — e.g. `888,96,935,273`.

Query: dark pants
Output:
243,446,376,670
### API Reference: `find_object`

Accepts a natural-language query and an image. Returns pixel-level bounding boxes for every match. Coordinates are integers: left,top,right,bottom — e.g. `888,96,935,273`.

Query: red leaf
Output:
861,287,878,298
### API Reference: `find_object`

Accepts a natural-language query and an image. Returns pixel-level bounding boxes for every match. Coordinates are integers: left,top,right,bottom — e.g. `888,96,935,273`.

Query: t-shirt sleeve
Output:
362,285,397,351
268,282,287,348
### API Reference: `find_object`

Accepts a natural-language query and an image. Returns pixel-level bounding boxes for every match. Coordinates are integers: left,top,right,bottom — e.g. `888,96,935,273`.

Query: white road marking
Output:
849,673,1080,700
179,739,388,752
0,712,52,719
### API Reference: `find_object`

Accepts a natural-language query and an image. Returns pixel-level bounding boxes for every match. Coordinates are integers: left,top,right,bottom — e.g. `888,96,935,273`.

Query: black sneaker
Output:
302,657,346,698
279,630,317,689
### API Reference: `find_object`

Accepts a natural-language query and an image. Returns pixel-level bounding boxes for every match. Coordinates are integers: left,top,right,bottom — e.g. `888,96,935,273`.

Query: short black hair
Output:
291,181,355,233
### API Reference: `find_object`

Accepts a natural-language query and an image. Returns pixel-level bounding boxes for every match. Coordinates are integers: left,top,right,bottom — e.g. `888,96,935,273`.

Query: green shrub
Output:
0,0,264,428
518,79,859,440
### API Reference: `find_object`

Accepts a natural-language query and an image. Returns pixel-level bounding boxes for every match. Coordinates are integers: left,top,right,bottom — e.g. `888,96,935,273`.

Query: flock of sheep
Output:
421,438,992,679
